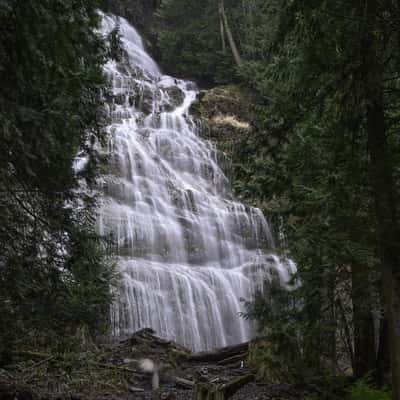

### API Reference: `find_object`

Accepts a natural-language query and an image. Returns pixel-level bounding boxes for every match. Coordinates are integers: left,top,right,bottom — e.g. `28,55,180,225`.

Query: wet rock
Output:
114,94,126,105
139,86,155,114
165,86,184,108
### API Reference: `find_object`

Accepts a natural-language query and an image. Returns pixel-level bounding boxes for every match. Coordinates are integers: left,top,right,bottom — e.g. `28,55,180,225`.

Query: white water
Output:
98,14,296,351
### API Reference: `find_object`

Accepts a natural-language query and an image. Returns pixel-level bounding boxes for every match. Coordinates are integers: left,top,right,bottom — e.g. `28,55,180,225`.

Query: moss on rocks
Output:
190,85,254,150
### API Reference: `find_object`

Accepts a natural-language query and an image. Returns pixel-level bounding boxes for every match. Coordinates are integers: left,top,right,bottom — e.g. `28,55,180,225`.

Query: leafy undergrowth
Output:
348,380,391,400
303,377,391,400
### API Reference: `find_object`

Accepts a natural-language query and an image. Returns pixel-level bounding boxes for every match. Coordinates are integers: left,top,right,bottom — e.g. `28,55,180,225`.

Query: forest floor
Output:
0,329,304,400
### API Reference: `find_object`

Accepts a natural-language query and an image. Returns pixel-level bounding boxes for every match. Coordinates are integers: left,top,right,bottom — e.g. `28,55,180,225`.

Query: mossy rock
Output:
190,85,254,121
190,85,254,150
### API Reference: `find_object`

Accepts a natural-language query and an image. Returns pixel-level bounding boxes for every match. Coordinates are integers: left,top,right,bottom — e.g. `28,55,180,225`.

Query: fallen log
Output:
216,352,248,366
22,356,55,372
94,362,147,380
188,342,249,363
194,374,254,400
171,376,194,388
128,386,144,393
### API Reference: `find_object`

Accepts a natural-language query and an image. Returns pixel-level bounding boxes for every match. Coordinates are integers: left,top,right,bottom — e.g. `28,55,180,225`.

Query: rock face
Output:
190,85,254,154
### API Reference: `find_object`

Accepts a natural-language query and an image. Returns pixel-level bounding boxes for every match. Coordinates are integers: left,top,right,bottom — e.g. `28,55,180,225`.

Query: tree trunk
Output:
362,1,400,397
367,89,400,398
320,264,337,373
351,262,377,378
377,316,391,386
219,13,226,54
218,0,242,66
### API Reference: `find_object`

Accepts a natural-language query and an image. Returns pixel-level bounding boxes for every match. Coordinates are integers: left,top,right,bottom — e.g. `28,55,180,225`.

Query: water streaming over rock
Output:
97,14,296,351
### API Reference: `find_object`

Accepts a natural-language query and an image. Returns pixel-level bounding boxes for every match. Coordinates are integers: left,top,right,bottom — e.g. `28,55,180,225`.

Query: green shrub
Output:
348,380,390,400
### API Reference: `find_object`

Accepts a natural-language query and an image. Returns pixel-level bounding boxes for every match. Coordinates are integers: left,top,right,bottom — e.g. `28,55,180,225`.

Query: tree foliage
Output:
155,0,240,84
0,0,114,363
235,0,400,388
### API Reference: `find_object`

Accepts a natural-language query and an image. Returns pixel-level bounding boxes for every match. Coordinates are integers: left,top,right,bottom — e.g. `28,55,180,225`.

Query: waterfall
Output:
97,13,296,351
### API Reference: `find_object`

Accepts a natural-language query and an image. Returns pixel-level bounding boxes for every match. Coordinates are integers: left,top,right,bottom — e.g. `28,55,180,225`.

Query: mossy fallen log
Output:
188,342,249,363
194,374,254,400
216,352,248,366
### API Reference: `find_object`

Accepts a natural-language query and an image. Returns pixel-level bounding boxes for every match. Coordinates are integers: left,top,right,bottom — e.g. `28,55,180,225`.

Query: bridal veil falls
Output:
97,13,296,351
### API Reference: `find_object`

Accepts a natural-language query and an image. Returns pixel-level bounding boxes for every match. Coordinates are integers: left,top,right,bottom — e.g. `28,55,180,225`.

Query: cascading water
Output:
98,13,296,351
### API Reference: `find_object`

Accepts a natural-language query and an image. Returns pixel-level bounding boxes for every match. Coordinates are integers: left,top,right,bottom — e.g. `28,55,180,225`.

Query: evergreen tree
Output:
235,0,400,395
0,0,114,363
155,0,240,84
